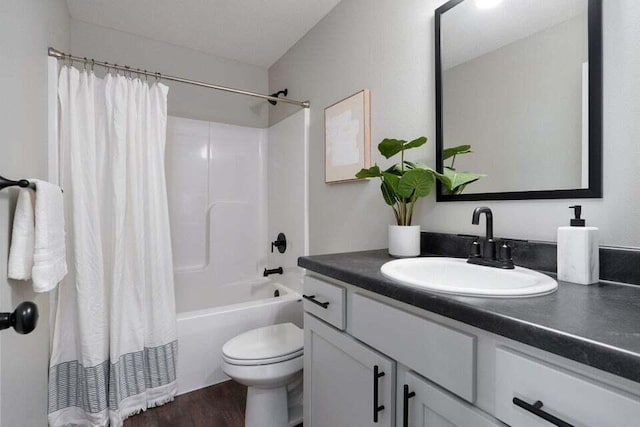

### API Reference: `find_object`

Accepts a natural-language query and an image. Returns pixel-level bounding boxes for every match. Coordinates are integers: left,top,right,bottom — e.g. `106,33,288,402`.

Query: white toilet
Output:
222,322,303,427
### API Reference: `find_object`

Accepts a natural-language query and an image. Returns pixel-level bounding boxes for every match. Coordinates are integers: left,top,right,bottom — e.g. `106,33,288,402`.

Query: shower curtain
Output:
48,66,178,427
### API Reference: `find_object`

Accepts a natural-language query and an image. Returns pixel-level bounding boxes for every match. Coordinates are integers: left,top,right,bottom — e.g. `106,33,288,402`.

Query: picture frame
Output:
324,89,371,183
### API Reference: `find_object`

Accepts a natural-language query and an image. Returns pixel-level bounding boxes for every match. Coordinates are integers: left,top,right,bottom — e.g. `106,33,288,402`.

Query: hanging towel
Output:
8,180,67,292
8,189,35,280
31,179,67,292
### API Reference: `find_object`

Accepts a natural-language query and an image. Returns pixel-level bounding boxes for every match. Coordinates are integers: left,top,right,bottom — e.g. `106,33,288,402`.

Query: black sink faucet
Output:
468,207,514,269
472,207,495,259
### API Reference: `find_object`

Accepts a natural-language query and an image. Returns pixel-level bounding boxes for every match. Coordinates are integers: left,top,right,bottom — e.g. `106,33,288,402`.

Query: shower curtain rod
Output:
48,47,310,108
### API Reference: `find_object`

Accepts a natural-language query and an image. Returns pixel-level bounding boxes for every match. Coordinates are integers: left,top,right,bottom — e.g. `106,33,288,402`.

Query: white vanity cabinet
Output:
401,371,503,427
304,313,395,427
303,274,640,427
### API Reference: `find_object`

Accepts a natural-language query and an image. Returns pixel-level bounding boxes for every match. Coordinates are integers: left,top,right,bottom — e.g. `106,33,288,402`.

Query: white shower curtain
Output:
48,66,178,427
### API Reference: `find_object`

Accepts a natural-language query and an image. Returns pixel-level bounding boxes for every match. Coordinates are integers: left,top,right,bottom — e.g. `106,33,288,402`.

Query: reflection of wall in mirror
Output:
443,14,587,194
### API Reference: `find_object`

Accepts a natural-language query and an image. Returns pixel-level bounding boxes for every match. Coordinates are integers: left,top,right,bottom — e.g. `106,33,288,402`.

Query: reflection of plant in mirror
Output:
356,137,437,226
440,144,484,195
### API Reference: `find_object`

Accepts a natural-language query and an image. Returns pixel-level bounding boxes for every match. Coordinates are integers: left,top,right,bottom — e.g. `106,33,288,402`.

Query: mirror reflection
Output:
438,0,593,197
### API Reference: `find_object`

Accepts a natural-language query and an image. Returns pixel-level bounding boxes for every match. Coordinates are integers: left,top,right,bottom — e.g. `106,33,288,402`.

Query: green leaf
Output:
382,172,400,194
397,169,434,199
443,145,472,160
378,137,429,159
441,167,484,192
377,138,406,159
402,136,427,151
380,181,397,205
355,165,382,179
383,164,403,176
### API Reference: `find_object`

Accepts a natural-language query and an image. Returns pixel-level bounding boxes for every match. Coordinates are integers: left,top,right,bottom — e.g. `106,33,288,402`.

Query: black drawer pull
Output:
513,397,574,427
373,365,385,422
403,384,416,427
302,294,330,309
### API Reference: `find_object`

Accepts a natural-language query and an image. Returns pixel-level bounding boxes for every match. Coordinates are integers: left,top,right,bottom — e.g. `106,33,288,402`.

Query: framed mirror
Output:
435,0,602,201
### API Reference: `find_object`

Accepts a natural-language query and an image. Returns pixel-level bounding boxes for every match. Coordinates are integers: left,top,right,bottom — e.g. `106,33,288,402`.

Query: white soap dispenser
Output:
557,205,599,285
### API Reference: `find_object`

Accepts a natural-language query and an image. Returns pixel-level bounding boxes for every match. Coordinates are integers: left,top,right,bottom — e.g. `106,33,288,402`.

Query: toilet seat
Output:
222,323,303,367
223,348,303,366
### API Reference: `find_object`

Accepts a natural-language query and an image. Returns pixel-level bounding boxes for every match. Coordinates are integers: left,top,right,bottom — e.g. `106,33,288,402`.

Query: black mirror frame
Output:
434,0,603,202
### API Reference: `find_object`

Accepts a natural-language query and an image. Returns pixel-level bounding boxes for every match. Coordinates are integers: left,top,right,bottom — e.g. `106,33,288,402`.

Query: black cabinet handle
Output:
403,384,416,427
302,294,329,309
373,365,385,422
513,398,574,427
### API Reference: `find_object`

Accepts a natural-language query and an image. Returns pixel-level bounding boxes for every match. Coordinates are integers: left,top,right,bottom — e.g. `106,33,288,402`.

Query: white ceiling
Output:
66,0,343,68
442,0,588,70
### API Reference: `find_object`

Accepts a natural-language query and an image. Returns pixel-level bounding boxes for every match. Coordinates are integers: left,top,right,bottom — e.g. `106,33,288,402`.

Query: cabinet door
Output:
304,313,395,427
401,371,504,427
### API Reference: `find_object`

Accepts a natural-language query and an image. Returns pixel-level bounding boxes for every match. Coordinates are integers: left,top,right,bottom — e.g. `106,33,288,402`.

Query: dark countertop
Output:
299,250,640,383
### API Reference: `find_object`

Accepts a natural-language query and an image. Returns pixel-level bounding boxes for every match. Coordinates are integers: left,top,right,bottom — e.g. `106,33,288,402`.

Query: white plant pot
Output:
388,225,421,258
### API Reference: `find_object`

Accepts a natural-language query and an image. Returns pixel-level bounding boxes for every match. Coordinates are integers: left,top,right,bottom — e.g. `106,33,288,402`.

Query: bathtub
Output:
176,278,303,395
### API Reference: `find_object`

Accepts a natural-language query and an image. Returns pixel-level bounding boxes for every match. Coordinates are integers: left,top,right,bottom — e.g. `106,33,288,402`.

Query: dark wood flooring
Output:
124,381,247,427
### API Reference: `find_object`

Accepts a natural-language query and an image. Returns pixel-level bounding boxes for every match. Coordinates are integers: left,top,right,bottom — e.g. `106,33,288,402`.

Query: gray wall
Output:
71,19,270,128
0,1,70,425
444,15,587,193
269,0,640,252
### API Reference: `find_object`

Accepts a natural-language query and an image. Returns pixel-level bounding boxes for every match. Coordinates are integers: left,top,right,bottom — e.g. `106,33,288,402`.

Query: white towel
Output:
7,189,35,280
8,180,67,292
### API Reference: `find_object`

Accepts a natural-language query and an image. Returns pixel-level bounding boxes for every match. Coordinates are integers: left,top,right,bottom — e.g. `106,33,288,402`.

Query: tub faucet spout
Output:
263,267,283,277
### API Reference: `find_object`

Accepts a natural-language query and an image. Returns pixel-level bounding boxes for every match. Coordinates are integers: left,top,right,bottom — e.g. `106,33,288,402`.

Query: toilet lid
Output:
222,323,303,362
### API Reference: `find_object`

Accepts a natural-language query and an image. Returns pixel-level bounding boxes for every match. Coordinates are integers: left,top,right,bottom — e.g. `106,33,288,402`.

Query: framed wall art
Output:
324,89,371,183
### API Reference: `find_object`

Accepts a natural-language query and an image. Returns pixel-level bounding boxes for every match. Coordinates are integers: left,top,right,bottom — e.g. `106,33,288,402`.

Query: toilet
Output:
222,323,303,427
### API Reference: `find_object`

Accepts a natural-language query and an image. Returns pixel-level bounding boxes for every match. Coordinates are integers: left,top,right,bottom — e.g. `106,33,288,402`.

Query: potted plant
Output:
356,138,482,257
356,137,433,257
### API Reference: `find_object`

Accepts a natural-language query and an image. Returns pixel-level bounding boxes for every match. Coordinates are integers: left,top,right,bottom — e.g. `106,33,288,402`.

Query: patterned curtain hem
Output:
48,340,178,426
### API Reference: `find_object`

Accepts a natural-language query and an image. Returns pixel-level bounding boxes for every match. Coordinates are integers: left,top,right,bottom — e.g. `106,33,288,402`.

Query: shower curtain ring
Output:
144,70,148,81
115,64,120,76
83,57,88,71
91,59,95,72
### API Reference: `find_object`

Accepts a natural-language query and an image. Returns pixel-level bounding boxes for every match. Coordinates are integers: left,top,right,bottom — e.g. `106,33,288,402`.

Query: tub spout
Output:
263,267,283,277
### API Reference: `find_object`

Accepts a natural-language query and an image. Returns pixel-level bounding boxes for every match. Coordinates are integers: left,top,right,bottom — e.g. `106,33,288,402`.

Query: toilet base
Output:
245,386,288,427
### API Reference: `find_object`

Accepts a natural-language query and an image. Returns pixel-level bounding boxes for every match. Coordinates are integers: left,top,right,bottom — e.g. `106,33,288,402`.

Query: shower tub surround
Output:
165,112,309,395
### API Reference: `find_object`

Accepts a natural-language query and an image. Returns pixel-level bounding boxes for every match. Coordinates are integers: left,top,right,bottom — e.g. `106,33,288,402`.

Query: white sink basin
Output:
380,257,557,298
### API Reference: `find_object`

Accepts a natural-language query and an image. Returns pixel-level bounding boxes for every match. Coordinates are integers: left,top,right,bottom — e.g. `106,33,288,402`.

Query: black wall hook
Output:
268,88,288,105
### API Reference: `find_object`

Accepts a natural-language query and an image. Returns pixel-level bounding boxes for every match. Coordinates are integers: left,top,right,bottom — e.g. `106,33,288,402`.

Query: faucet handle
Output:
499,241,513,263
469,237,482,258
271,233,287,254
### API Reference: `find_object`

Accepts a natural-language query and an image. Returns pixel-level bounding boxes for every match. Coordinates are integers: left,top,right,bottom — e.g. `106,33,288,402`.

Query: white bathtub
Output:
176,278,303,395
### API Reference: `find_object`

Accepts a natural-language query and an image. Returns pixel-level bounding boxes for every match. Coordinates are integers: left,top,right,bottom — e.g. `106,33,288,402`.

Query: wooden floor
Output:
124,381,247,427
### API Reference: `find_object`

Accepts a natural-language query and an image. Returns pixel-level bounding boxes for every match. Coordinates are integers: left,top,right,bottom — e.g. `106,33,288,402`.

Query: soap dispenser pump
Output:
557,205,599,285
569,205,585,226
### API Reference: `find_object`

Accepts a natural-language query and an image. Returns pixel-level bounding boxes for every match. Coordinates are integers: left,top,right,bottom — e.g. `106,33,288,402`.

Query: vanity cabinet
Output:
351,293,476,402
402,371,503,427
304,313,395,426
303,274,640,427
495,347,640,426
